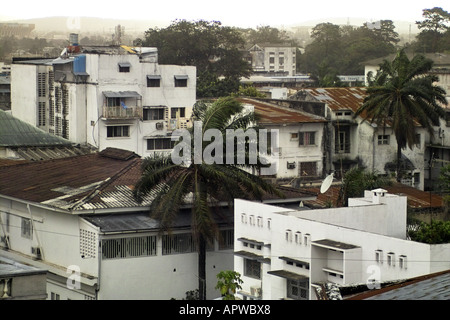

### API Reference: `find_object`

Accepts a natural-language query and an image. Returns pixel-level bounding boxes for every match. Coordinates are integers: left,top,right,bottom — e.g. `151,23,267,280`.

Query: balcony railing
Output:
102,105,143,119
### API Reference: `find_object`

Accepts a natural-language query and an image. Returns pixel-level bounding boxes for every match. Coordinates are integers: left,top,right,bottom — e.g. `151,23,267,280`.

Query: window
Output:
143,108,165,120
38,72,46,97
378,135,390,145
267,218,271,230
162,233,196,255
219,229,234,250
399,255,407,269
38,102,46,126
51,292,60,300
299,132,316,146
415,134,421,148
387,252,395,266
244,259,261,279
335,126,350,153
290,132,299,140
287,279,308,300
147,75,161,87
147,138,175,150
171,107,186,119
303,234,310,246
257,216,263,228
375,250,383,264
118,62,130,73
107,126,130,138
285,229,292,242
299,162,317,177
241,213,247,224
21,218,32,239
102,236,157,259
295,232,302,244
174,75,188,87
249,215,255,226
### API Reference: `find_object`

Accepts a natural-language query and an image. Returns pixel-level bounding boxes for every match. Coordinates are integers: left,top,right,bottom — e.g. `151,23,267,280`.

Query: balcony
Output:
103,105,143,119
102,91,143,120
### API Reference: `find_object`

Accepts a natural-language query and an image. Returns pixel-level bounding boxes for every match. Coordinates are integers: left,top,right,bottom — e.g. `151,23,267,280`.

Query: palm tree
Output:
356,49,447,181
133,97,283,300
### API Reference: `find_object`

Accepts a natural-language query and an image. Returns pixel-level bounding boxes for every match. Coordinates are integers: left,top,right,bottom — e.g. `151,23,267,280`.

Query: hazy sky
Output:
2,0,449,28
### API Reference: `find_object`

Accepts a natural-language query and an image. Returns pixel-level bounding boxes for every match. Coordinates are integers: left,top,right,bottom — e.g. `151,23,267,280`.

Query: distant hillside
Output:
1,16,168,37
291,17,419,34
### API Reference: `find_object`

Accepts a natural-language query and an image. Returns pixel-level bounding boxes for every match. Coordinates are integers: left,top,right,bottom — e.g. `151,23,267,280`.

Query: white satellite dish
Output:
320,173,334,194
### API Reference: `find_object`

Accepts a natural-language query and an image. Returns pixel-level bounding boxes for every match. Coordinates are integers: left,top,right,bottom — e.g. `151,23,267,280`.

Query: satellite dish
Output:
320,173,334,194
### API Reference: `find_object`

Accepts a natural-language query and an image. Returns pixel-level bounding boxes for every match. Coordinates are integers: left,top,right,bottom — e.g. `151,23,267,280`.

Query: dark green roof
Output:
0,110,72,147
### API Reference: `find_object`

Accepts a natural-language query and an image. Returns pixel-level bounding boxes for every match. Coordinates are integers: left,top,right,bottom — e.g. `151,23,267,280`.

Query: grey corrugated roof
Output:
365,271,450,300
0,110,72,147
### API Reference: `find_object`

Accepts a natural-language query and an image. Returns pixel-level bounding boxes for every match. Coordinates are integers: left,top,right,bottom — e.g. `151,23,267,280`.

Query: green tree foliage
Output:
408,220,450,244
298,21,399,78
337,168,392,206
133,97,283,299
139,19,252,98
215,271,243,300
414,7,450,53
355,49,447,181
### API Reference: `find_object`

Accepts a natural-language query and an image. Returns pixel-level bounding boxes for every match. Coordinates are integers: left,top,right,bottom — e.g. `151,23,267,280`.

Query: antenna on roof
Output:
320,172,334,194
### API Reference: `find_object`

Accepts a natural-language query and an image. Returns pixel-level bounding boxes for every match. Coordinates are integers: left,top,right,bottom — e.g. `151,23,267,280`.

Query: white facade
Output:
248,44,296,76
234,190,450,300
0,199,233,300
11,46,196,157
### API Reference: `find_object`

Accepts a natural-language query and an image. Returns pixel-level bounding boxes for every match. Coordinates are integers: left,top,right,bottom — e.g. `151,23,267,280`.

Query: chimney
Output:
372,188,387,204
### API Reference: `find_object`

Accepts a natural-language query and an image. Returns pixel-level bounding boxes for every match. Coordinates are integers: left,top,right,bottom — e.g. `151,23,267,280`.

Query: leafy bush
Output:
408,220,450,244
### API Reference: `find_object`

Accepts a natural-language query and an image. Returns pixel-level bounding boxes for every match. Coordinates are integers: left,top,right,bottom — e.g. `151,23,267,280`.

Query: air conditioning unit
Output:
31,246,42,260
156,122,164,130
250,286,262,298
287,162,296,169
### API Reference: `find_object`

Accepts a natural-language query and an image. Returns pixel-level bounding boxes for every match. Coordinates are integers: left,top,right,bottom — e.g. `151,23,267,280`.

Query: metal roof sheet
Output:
238,98,326,124
0,110,72,147
305,87,367,112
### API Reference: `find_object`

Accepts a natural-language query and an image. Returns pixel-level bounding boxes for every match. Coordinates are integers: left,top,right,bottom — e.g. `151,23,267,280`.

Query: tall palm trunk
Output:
198,235,206,300
396,141,402,182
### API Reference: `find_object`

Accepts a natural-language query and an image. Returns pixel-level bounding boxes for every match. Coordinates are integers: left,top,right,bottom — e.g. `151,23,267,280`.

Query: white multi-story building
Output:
0,147,315,300
247,44,297,76
234,189,450,300
11,38,196,157
239,98,327,180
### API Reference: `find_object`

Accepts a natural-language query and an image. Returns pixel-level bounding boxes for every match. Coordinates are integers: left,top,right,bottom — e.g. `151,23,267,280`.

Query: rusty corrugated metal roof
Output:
305,87,367,112
239,98,327,124
0,148,141,209
303,182,443,210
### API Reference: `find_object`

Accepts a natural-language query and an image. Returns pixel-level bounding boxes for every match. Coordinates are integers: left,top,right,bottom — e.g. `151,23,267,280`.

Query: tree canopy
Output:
138,19,252,98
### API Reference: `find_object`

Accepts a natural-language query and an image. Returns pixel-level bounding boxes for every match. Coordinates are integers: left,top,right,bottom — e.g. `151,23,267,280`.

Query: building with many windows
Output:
0,147,315,300
10,36,196,157
234,189,450,300
246,44,297,76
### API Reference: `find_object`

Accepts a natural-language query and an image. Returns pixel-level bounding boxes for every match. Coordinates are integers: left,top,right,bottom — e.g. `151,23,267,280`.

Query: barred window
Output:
219,229,234,250
299,162,317,177
102,236,157,260
287,279,308,300
162,233,196,255
244,259,261,279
